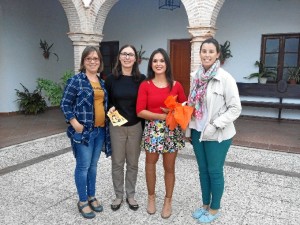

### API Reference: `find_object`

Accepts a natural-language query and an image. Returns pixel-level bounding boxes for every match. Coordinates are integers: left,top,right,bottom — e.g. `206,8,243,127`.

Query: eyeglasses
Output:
120,52,135,58
85,57,99,62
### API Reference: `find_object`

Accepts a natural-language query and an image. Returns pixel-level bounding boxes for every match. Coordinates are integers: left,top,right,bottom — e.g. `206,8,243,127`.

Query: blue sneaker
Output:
198,211,220,223
192,208,208,219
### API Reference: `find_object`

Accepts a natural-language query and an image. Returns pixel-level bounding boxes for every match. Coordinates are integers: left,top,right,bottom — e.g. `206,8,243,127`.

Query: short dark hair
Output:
147,48,173,91
79,46,104,73
200,38,220,53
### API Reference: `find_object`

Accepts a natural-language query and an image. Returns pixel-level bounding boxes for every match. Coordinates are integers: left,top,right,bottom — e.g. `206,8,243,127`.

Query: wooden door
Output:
170,39,191,97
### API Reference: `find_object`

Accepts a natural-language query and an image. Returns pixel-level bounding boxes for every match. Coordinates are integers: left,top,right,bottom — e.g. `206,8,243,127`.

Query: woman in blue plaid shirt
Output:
60,46,111,219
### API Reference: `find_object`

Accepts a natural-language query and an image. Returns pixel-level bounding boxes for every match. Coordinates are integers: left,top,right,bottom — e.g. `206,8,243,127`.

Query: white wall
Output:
0,0,73,112
215,0,300,119
215,0,300,82
102,0,190,74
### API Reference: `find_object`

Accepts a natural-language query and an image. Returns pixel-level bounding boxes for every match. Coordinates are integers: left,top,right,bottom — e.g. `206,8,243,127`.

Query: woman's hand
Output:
160,113,167,120
75,124,84,133
202,123,217,139
160,107,169,114
183,136,192,143
70,118,84,133
108,106,116,113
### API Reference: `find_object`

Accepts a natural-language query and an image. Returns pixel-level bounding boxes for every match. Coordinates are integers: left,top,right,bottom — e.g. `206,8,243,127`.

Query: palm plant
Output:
219,40,233,64
244,60,277,83
287,66,300,84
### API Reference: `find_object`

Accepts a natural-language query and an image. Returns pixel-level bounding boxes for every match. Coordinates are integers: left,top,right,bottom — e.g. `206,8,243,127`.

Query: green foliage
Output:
15,83,47,115
244,60,277,83
287,66,300,83
137,45,149,63
61,70,74,84
219,41,233,64
39,39,59,61
37,70,73,106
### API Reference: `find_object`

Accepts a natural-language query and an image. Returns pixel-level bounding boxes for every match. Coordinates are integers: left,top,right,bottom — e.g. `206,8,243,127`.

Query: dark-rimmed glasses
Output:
85,57,99,62
120,52,135,58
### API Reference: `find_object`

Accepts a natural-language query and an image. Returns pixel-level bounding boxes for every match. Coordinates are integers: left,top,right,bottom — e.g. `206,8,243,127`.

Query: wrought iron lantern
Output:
159,0,181,11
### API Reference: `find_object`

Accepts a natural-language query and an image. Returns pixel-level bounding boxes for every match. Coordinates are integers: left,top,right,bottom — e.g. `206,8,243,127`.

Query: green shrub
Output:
15,83,47,114
37,70,73,106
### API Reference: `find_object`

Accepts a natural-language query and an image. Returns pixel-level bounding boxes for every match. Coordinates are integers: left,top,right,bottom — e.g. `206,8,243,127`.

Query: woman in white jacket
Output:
187,38,241,223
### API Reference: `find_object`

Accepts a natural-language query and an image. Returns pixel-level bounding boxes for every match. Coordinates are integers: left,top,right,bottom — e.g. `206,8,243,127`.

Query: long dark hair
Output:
146,48,173,91
79,46,104,73
112,44,142,81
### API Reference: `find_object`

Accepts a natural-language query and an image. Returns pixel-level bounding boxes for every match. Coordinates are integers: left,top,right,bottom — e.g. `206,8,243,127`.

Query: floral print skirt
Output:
141,120,185,154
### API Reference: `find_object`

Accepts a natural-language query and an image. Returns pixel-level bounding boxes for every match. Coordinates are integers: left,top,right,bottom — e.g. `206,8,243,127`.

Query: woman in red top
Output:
136,48,186,219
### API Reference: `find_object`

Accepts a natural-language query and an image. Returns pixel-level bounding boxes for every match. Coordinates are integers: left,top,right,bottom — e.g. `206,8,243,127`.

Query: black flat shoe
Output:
111,199,123,211
126,198,139,211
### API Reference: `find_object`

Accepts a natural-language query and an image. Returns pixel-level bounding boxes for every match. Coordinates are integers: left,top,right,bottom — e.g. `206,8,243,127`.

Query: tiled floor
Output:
1,108,300,154
0,108,67,148
233,116,300,154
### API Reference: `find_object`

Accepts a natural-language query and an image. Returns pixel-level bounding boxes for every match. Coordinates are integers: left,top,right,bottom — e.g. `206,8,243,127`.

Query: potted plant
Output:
287,66,300,84
37,70,73,106
15,83,47,114
219,40,233,65
244,60,276,84
39,39,59,61
137,45,149,64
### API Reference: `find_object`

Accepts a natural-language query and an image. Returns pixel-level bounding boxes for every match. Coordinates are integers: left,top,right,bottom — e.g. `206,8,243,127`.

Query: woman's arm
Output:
175,81,187,103
60,77,84,132
69,118,84,132
137,110,167,120
60,77,77,122
212,75,242,129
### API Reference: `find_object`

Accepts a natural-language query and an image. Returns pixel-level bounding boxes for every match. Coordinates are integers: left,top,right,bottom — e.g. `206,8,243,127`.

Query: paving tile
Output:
1,110,300,225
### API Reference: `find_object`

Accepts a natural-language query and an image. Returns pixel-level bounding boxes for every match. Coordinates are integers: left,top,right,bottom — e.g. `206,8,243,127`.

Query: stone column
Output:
67,32,103,72
187,26,217,72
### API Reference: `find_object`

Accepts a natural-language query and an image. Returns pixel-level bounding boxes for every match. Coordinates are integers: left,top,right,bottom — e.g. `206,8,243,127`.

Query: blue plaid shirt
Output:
60,72,111,157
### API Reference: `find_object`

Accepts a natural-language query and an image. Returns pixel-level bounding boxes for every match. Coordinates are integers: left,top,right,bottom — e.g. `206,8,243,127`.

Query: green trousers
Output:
191,129,232,210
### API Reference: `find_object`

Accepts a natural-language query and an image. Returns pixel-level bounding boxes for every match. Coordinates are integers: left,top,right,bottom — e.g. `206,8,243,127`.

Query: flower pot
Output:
289,79,297,85
258,77,267,84
43,52,50,59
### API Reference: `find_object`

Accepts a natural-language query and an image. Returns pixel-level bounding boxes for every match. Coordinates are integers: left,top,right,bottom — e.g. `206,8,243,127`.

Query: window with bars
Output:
261,33,300,83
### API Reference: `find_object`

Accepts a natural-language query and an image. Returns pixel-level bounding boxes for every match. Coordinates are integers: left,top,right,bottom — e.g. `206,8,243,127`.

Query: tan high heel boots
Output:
161,197,172,219
147,194,156,214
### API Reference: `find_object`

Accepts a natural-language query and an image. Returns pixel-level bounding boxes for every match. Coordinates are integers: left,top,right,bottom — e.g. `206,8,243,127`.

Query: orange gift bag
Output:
164,95,194,130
